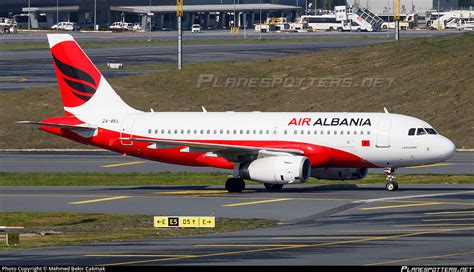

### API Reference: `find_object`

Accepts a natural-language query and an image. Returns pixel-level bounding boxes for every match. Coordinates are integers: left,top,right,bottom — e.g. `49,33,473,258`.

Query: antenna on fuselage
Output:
384,107,389,114
202,106,207,112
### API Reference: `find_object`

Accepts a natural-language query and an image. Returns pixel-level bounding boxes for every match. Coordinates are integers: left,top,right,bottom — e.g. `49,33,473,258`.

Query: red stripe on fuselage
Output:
39,126,377,169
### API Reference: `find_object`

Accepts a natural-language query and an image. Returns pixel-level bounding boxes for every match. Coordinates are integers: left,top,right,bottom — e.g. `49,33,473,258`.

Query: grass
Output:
0,172,472,186
0,36,391,51
1,33,473,149
0,212,275,250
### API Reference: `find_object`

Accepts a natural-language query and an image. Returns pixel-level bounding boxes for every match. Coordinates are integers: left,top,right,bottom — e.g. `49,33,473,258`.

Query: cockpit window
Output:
425,128,438,135
408,128,416,136
416,128,427,135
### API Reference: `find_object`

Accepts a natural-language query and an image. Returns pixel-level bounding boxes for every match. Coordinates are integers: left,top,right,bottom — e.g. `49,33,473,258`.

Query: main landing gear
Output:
384,167,398,192
225,177,245,193
264,183,284,191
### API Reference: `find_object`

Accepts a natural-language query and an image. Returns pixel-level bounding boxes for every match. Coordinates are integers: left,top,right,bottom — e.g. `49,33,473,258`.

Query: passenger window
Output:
266,130,270,134
300,130,304,135
213,129,217,134
417,128,427,135
425,128,438,135
314,130,317,135
408,128,416,136
180,129,184,134
294,130,298,135
174,129,178,134
307,130,310,135
161,129,165,134
148,129,152,134
155,129,158,134
253,130,257,134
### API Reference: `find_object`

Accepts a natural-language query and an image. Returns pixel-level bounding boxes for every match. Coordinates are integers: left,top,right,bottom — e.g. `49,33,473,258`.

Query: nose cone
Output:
437,136,456,161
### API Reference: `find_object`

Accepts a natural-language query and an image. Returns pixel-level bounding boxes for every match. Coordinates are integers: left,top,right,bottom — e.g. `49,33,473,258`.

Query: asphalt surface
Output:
0,29,460,91
0,184,473,265
1,151,473,174
0,29,459,43
0,40,382,91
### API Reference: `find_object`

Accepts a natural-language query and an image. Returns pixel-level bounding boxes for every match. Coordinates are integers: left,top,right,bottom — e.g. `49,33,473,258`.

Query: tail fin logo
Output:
50,40,101,108
52,55,97,102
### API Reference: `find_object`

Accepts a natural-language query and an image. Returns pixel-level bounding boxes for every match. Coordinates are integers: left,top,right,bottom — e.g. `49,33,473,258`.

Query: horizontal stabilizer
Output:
16,121,97,130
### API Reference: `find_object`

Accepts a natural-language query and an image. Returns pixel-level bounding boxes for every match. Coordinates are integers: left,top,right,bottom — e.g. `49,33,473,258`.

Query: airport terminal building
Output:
1,0,304,30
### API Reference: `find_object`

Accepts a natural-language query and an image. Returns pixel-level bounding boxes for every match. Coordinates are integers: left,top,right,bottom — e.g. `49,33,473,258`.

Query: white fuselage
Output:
84,111,455,169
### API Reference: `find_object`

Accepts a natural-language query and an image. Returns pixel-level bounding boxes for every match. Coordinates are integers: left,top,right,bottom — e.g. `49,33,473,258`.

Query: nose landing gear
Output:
384,167,398,191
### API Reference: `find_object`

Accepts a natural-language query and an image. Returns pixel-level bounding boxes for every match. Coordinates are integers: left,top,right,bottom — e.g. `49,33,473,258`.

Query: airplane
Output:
18,34,456,192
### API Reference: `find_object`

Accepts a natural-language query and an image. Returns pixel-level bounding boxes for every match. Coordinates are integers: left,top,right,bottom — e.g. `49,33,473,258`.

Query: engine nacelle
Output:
311,167,368,180
240,156,311,184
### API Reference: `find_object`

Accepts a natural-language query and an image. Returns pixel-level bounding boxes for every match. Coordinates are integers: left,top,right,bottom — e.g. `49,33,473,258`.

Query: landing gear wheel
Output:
225,178,245,193
386,182,399,192
264,183,284,191
384,167,398,192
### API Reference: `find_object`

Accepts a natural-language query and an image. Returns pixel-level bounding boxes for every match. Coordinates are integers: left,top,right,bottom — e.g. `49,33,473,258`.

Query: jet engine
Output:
311,167,368,180
239,156,311,184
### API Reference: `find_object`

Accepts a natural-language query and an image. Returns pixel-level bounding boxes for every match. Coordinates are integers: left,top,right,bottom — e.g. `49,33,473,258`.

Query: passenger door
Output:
376,119,391,148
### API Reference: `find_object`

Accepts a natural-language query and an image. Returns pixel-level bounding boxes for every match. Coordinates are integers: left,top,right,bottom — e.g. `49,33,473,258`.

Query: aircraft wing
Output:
126,137,305,155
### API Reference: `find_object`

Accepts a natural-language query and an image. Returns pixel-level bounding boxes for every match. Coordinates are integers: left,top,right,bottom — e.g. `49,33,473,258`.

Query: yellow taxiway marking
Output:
407,163,451,169
222,198,292,207
425,210,474,215
395,223,474,227
422,218,474,222
339,228,464,233
155,190,255,195
271,236,386,240
365,251,474,266
86,254,197,258
382,200,474,206
69,196,131,205
99,226,474,266
195,244,310,247
101,161,145,168
359,202,442,211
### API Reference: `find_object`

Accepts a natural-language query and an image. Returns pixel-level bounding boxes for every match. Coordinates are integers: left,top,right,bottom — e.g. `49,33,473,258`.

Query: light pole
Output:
149,0,152,41
94,0,97,31
437,0,440,30
28,0,30,30
259,0,262,39
233,0,236,31
56,0,59,32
